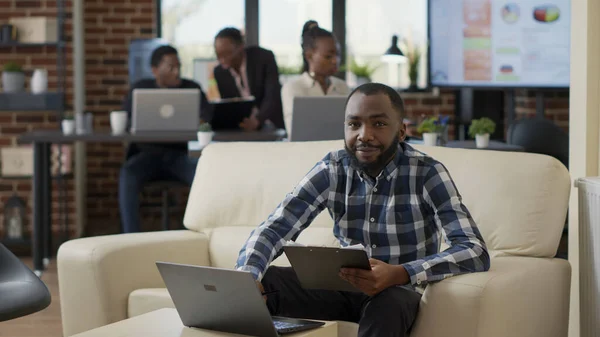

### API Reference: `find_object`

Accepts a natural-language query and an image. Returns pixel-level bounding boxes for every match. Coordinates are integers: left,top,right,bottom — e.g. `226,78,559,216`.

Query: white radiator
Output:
576,177,600,337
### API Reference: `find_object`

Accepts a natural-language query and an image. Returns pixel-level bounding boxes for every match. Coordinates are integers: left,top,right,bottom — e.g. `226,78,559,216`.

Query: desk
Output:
445,140,525,152
18,129,286,274
72,308,337,337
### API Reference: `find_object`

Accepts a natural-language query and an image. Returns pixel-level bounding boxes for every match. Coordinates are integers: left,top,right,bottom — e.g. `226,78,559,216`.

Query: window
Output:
161,0,245,79
259,0,332,72
346,0,428,89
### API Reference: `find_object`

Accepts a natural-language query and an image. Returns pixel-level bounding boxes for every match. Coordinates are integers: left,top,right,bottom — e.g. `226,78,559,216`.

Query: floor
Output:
0,259,63,337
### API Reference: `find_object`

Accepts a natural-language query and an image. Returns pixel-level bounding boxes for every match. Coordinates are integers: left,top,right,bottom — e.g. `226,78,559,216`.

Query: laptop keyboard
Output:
273,320,309,334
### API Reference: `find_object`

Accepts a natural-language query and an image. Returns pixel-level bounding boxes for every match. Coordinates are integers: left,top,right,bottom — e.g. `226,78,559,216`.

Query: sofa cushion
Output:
208,226,340,269
185,141,570,258
184,141,344,232
128,288,174,318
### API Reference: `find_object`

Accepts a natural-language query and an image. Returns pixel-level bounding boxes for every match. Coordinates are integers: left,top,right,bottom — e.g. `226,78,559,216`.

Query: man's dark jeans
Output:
118,150,198,233
262,266,421,337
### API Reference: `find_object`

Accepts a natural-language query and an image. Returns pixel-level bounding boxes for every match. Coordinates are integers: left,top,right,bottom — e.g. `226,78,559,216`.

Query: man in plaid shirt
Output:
235,83,490,337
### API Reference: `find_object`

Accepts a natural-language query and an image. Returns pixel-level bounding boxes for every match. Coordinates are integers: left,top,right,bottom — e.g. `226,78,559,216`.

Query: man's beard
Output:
344,137,399,177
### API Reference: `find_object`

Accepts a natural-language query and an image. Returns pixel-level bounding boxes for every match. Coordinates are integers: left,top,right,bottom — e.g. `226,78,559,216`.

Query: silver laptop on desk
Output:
290,96,347,141
156,262,324,337
131,89,200,133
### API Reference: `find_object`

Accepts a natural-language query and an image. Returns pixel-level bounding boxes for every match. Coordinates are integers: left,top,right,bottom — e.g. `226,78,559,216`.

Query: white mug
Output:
110,111,128,135
61,119,75,135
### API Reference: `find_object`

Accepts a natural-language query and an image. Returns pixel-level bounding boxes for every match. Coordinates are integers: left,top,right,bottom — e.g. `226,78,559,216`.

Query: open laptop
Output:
290,96,347,141
131,89,200,133
156,262,325,337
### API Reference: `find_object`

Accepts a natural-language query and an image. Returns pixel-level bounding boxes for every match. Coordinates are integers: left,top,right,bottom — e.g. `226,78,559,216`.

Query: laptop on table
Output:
131,89,200,133
290,96,347,142
156,262,325,337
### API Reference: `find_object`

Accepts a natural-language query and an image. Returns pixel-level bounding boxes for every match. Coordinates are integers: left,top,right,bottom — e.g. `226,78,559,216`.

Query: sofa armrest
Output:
411,256,571,337
57,230,209,337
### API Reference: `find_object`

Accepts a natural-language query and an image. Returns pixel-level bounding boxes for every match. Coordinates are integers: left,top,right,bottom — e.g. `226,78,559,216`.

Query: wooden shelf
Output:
0,92,63,111
1,238,31,246
0,42,64,48
0,174,74,180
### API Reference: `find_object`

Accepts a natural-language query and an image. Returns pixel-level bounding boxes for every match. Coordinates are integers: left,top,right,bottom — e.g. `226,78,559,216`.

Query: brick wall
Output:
0,0,74,244
82,0,161,235
0,0,571,243
513,89,570,133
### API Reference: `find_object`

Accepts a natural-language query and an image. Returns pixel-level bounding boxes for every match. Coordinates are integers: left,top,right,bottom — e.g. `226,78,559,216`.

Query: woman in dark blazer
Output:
213,27,285,132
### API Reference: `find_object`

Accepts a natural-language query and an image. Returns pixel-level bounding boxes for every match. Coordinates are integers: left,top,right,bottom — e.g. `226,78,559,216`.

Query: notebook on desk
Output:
209,96,255,130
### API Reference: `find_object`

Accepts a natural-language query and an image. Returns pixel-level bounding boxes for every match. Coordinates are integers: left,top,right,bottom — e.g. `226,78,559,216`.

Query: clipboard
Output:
283,246,371,292
209,96,255,130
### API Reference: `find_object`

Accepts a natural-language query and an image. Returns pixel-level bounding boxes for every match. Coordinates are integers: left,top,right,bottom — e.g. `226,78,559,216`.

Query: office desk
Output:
19,129,286,274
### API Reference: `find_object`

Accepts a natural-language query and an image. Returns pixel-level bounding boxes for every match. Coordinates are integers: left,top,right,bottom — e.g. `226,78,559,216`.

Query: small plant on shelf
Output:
3,62,23,73
2,61,25,93
417,117,445,134
198,123,213,132
197,123,214,148
417,116,448,146
468,118,496,137
468,117,496,148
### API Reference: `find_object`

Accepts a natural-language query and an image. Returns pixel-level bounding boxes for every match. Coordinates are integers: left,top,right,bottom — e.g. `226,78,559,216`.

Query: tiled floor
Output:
0,259,62,337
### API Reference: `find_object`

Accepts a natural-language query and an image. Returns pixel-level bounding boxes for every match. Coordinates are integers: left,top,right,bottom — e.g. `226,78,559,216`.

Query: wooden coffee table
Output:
72,308,337,337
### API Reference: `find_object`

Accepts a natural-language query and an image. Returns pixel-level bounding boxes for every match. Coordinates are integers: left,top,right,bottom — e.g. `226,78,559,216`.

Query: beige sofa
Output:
58,140,571,337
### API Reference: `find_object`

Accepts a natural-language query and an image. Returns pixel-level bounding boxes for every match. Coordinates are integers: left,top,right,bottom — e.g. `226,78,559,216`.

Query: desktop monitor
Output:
428,0,570,88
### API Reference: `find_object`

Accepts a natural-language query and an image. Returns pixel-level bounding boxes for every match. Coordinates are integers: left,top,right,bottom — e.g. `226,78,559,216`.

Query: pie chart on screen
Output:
501,3,520,24
533,5,560,23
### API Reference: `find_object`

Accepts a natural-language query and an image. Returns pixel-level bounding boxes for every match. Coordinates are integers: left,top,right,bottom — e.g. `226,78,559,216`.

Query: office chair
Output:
507,118,569,168
0,244,51,321
123,146,186,231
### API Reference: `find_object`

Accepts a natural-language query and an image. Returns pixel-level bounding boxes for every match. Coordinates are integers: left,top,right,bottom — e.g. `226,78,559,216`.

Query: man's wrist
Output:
392,264,410,286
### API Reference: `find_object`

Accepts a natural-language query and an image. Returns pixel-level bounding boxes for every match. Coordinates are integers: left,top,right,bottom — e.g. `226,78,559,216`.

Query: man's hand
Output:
239,114,260,131
339,259,410,297
256,280,266,302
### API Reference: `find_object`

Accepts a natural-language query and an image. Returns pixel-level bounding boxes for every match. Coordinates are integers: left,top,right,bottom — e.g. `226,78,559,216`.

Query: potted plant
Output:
417,117,445,146
349,59,378,86
406,46,422,91
197,123,214,148
2,61,25,93
61,113,75,135
469,117,496,148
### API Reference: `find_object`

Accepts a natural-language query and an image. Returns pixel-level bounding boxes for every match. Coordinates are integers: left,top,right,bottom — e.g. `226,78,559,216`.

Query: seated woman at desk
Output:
281,20,350,136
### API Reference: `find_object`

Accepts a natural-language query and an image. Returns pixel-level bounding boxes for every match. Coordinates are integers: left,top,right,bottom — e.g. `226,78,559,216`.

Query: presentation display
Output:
429,0,570,88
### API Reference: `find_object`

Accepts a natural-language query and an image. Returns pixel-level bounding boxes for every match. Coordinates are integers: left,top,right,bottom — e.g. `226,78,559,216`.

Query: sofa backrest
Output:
184,140,570,259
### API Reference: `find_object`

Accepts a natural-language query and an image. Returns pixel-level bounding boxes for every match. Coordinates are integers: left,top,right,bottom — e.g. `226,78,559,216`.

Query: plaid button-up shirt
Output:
236,143,490,286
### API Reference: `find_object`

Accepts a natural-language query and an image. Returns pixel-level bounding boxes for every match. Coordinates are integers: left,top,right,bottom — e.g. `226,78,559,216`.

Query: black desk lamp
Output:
382,35,407,63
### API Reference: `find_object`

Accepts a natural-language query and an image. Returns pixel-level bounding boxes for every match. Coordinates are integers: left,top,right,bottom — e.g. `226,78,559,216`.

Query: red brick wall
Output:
0,0,571,243
513,89,570,133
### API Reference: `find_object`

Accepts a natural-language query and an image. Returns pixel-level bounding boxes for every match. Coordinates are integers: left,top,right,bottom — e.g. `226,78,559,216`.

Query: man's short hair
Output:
215,27,244,45
345,82,406,120
150,45,178,67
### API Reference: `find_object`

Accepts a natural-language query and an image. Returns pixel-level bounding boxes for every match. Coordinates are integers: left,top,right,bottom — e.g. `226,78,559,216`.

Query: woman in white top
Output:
281,20,350,136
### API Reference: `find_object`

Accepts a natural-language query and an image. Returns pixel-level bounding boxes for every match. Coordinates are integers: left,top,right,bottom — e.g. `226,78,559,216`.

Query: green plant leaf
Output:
198,123,213,132
468,117,496,138
3,61,23,73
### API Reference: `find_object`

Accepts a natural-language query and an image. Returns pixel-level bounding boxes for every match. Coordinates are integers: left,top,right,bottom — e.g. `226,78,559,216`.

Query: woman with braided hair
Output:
281,20,350,136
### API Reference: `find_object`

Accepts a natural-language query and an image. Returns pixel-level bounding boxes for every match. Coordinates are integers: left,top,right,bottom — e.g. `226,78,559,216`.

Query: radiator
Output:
576,177,600,337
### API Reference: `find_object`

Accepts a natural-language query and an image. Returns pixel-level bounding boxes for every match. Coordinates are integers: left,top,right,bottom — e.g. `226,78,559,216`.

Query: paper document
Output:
209,96,255,104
